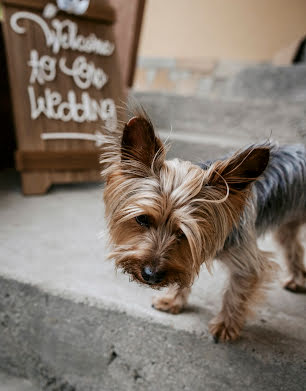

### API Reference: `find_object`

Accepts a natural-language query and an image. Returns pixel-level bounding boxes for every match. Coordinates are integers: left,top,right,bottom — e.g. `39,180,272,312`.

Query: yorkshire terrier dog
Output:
100,109,306,342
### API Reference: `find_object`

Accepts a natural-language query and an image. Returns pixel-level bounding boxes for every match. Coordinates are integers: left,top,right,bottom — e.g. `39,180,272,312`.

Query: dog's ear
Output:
121,116,165,169
208,146,270,191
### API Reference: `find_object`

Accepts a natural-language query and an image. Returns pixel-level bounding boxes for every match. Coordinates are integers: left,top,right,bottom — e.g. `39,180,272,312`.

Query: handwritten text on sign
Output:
10,7,117,130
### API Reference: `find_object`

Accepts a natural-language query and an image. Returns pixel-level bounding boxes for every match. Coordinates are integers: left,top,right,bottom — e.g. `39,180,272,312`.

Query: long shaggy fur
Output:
100,108,306,342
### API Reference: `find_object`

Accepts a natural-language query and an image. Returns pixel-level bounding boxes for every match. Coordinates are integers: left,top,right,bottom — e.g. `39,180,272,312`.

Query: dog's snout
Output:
141,266,165,284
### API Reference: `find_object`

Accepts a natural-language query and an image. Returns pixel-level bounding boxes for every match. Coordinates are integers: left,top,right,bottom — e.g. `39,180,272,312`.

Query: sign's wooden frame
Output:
15,150,101,171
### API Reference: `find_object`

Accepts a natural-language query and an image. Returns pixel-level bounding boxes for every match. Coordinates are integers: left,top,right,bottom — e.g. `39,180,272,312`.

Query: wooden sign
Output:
112,0,146,87
1,0,125,194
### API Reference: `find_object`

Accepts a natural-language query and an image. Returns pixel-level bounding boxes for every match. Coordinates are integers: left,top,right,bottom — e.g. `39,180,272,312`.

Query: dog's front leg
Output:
209,246,276,342
152,285,191,314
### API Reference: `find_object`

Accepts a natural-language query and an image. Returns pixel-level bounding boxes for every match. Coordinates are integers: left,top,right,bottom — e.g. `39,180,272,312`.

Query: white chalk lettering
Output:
28,86,117,129
41,131,104,146
10,11,115,56
28,49,57,85
59,56,108,90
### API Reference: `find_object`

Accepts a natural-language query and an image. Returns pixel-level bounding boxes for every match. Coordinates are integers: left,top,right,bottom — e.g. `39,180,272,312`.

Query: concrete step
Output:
0,169,305,391
223,64,306,102
0,371,38,391
133,91,306,162
135,61,306,102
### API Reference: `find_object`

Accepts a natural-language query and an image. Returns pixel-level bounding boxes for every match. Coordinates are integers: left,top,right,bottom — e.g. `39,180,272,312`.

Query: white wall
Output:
138,0,306,62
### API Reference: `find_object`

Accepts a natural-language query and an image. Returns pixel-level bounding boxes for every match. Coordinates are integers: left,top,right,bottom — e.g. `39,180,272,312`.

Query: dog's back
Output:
254,144,306,235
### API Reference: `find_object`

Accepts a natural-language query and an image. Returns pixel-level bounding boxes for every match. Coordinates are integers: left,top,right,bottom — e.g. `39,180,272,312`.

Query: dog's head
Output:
100,111,269,288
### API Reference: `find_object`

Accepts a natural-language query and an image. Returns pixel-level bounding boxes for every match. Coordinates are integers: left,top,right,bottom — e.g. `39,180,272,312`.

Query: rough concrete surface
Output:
0,167,305,391
0,371,38,391
135,60,306,102
227,64,306,102
133,92,306,151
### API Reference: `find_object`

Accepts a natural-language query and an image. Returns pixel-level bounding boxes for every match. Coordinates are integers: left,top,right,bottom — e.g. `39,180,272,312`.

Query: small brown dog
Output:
100,109,306,342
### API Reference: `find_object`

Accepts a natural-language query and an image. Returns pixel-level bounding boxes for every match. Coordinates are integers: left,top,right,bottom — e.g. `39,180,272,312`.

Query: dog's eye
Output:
135,215,150,227
177,229,186,239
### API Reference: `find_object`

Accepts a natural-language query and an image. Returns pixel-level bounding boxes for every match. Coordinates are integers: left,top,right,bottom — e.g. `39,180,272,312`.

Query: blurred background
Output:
135,0,306,93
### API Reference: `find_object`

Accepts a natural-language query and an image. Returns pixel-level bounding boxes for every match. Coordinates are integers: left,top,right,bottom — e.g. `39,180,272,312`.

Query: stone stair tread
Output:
0,371,38,391
227,63,306,102
133,91,306,146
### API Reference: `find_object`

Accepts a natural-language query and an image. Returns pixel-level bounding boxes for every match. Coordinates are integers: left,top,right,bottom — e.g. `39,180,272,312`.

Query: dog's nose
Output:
141,266,164,284
141,266,155,284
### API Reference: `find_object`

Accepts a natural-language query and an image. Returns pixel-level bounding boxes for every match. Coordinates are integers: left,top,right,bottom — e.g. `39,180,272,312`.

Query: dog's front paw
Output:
283,274,306,294
152,295,184,314
209,317,242,343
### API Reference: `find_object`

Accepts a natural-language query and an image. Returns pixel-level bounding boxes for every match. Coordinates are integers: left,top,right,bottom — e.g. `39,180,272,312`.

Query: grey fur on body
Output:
200,143,306,250
254,144,306,233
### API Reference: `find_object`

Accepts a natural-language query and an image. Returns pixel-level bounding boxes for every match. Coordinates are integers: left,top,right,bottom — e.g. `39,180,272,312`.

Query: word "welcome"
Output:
10,11,114,56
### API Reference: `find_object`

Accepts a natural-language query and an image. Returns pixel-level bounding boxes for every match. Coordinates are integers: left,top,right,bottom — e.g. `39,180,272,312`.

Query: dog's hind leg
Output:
275,220,306,293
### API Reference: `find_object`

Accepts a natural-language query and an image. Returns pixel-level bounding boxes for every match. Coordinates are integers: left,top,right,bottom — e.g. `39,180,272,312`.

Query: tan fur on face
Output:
102,120,258,289
100,110,275,342
104,160,209,287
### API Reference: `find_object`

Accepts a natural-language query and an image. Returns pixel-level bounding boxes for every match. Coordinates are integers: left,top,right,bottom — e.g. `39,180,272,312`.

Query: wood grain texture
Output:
1,0,126,194
112,0,146,87
16,150,101,171
21,171,52,194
